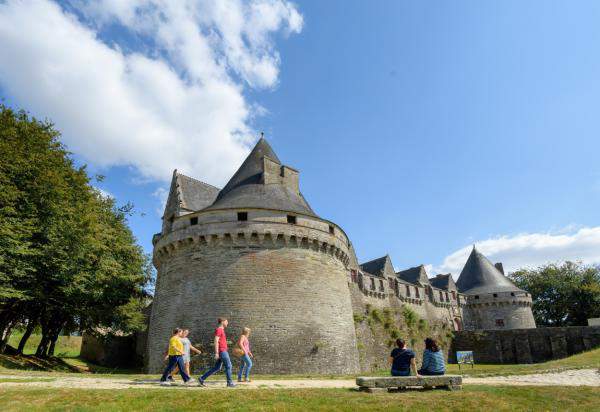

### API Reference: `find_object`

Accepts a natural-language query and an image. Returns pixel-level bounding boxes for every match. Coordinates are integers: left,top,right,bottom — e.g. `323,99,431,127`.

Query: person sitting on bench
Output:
389,338,420,377
418,338,445,376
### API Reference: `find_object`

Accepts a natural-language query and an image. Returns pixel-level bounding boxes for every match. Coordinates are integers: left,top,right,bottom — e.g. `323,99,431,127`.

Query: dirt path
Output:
0,369,598,390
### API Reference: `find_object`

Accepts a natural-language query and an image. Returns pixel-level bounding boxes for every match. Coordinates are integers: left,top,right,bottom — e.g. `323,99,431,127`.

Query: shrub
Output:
370,309,383,324
402,306,418,329
353,313,366,323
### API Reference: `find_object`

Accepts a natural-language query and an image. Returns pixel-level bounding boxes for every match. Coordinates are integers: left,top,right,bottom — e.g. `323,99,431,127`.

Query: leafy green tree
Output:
510,262,600,327
0,105,151,356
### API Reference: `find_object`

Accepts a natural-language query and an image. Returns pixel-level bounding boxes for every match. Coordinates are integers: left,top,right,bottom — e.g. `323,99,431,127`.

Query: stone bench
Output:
356,375,462,393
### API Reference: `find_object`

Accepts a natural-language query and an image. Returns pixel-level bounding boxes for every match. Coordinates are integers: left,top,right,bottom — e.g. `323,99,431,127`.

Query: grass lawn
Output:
1,337,598,381
7,333,81,358
0,386,598,411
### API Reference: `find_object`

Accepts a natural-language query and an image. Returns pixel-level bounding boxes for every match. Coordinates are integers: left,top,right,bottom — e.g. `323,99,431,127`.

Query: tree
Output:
0,105,151,355
510,262,600,327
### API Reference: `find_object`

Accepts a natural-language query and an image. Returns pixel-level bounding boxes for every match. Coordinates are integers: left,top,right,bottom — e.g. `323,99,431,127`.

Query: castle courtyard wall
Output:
450,326,600,364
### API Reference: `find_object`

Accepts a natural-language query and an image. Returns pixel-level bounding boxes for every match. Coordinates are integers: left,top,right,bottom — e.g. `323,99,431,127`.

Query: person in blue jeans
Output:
237,327,254,382
198,318,235,388
418,338,446,376
389,338,420,377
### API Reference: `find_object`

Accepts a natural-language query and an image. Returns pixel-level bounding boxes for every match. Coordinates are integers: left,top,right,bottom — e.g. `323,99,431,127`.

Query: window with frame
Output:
379,279,384,292
287,215,297,224
406,285,411,297
370,277,375,291
237,212,248,221
415,287,420,299
495,319,505,327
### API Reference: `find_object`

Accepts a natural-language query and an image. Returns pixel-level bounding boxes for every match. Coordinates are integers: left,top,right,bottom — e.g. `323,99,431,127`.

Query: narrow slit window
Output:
237,212,248,221
329,225,334,234
190,217,198,226
287,215,297,224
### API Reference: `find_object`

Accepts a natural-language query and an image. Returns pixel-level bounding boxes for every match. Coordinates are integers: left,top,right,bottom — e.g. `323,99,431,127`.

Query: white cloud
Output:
434,226,600,278
0,0,302,185
93,186,114,199
152,186,169,216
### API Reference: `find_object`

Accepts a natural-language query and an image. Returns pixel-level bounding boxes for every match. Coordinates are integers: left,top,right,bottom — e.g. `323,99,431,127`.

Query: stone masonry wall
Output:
147,231,359,375
350,283,457,372
450,326,600,364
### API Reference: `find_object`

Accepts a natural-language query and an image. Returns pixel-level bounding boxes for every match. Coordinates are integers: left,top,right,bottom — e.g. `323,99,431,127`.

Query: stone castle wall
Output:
148,215,359,375
450,326,600,364
349,279,459,372
462,291,536,330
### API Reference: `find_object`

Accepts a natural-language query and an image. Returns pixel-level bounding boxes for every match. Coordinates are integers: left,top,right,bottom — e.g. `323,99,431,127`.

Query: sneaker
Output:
227,383,236,388
183,380,193,386
237,379,243,383
167,376,174,382
198,378,206,387
160,381,171,386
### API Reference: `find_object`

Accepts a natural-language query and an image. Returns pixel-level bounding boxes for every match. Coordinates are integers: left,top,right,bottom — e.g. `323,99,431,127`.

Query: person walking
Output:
171,329,202,379
389,338,420,377
198,318,235,387
418,338,446,376
237,327,254,382
160,328,191,386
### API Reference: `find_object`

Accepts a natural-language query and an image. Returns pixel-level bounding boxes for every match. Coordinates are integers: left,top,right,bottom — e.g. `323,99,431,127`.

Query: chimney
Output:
494,262,505,275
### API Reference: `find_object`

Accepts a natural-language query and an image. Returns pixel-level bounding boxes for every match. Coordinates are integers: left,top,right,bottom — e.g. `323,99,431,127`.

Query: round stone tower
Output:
148,138,360,374
457,246,536,330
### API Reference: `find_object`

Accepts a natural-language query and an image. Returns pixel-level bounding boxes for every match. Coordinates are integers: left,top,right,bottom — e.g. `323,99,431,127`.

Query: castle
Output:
148,138,535,374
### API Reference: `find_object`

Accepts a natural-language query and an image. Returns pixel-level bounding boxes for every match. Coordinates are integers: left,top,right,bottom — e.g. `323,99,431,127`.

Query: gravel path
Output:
0,369,598,390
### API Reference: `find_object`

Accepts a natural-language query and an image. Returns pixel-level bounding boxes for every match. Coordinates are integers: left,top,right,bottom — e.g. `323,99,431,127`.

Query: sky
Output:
1,0,599,277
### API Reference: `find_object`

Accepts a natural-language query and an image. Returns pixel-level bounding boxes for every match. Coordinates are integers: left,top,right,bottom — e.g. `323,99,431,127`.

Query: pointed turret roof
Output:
456,246,522,294
205,138,316,216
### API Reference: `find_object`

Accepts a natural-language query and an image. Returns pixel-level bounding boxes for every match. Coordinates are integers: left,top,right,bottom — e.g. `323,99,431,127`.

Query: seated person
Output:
418,338,445,376
389,338,419,377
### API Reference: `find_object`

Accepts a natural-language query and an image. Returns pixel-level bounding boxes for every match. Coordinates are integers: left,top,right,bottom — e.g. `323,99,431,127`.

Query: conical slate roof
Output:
205,138,316,216
456,247,523,294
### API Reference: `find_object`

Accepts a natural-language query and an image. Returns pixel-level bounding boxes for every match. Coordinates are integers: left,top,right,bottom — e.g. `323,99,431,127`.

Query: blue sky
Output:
1,0,599,275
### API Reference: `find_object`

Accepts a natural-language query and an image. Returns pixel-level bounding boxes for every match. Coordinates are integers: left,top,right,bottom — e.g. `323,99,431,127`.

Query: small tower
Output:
456,246,536,330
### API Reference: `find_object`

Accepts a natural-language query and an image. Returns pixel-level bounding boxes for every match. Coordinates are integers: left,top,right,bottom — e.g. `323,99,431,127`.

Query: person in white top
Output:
170,329,201,380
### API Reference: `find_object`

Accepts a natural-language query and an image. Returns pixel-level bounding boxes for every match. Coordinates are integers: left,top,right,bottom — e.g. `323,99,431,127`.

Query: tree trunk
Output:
17,320,36,354
35,335,48,357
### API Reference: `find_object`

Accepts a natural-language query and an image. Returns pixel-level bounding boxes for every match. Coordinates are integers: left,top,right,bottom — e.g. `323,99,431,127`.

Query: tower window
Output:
474,295,479,299
495,319,505,327
190,217,198,225
329,225,334,234
237,212,248,221
493,293,498,298
510,292,515,296
287,215,297,224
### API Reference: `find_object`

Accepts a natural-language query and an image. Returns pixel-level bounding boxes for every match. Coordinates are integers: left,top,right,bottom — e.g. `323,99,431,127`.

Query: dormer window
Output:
237,212,248,221
287,215,297,224
190,217,198,226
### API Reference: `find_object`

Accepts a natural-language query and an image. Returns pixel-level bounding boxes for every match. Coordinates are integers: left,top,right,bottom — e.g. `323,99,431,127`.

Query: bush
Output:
402,306,418,329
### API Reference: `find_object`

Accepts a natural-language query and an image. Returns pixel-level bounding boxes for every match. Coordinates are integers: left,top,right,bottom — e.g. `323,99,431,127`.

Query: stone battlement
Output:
153,218,351,267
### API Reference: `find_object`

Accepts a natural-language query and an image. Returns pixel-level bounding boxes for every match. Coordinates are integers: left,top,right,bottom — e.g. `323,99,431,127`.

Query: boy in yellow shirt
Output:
160,328,191,385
